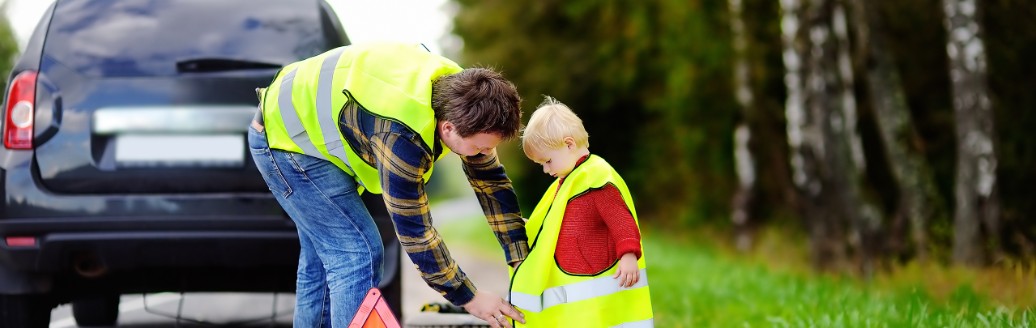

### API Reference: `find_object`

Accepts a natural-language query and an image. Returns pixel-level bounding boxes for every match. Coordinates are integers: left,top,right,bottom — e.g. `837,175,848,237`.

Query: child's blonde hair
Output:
521,96,590,158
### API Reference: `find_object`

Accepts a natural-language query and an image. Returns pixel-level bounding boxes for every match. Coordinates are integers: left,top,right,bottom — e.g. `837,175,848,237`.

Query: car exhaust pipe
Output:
73,253,108,278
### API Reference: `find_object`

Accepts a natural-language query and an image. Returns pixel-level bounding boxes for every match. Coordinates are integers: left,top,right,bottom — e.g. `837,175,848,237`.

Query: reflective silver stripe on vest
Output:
511,268,649,313
314,48,352,172
278,68,326,159
612,318,654,328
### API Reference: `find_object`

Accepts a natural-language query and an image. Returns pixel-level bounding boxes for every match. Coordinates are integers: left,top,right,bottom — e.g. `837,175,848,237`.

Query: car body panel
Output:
0,0,403,319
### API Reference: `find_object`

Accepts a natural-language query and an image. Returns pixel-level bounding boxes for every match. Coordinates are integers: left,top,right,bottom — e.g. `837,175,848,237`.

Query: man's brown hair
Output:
431,68,522,139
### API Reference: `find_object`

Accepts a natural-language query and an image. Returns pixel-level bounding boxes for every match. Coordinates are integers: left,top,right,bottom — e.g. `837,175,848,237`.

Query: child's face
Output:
529,139,584,179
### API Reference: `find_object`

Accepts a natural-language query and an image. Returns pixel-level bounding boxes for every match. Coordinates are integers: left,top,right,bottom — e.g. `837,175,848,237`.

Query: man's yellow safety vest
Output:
509,155,654,327
259,42,460,194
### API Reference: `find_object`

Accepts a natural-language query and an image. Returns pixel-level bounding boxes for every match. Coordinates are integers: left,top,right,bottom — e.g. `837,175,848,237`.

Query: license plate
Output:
115,134,244,167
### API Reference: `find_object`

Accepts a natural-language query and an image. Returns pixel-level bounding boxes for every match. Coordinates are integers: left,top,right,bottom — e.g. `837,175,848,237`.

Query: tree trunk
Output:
848,0,945,263
943,0,1000,266
729,0,758,252
781,0,844,270
830,0,883,276
782,0,879,272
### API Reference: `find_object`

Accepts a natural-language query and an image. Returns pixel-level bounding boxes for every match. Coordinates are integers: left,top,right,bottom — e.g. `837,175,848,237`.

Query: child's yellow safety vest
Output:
509,155,654,327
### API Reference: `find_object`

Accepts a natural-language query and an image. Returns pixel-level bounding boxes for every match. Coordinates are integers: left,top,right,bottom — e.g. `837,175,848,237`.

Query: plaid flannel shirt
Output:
338,99,528,306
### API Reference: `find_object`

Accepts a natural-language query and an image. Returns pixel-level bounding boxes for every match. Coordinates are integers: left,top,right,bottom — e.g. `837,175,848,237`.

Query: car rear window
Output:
44,0,333,77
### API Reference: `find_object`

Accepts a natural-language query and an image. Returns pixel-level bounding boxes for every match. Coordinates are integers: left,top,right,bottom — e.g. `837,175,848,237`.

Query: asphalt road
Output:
49,197,507,328
49,293,294,328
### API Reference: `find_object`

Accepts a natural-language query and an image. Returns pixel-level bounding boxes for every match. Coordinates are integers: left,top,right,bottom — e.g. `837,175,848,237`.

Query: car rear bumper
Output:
0,159,300,272
0,211,302,295
0,228,300,273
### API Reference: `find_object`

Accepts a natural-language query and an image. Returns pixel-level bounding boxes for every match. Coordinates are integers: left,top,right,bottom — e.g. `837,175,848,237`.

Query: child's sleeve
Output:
591,185,642,259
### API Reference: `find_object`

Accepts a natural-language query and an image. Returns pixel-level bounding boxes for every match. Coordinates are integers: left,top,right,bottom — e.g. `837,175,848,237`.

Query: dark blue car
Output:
0,0,401,326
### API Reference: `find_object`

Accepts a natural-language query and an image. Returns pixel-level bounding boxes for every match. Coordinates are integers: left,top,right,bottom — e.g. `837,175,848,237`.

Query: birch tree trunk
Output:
943,0,1000,266
849,0,945,262
729,0,758,252
782,0,844,270
830,1,883,275
782,0,877,271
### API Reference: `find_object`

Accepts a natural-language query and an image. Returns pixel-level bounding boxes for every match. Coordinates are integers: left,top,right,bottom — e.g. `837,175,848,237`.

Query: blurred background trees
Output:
0,4,18,92
451,0,1036,271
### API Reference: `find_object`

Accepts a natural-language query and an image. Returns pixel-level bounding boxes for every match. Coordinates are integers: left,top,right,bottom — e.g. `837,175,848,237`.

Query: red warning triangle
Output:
348,288,401,328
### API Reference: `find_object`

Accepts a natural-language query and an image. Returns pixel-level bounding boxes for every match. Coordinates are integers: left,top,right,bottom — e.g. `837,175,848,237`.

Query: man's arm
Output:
460,150,529,265
372,132,476,306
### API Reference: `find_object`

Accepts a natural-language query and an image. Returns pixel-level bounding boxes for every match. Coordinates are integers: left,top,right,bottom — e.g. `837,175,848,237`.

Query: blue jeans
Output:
248,125,384,327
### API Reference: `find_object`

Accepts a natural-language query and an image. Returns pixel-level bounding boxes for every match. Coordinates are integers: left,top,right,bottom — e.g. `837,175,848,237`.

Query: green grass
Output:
438,217,1036,327
645,231,1034,327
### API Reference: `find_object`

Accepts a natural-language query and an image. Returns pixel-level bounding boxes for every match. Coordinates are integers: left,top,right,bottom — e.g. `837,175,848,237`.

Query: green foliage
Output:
453,0,739,225
0,7,19,92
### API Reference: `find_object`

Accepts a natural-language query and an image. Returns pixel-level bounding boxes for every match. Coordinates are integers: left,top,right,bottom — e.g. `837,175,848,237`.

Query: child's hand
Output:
612,253,640,288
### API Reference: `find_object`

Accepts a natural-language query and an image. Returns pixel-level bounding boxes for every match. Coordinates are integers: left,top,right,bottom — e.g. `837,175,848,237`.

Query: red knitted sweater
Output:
554,156,642,275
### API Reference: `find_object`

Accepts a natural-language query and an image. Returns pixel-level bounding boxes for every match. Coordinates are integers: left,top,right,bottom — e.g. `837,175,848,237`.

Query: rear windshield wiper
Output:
176,58,282,73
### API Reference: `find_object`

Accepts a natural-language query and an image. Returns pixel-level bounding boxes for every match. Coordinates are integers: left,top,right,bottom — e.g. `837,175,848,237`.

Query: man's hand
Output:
462,291,525,328
613,253,640,288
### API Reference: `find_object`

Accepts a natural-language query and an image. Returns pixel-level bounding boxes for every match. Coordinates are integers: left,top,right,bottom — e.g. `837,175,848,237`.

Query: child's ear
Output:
563,137,576,149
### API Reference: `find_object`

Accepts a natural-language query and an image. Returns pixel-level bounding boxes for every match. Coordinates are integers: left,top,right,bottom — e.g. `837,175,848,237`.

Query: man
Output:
247,42,527,328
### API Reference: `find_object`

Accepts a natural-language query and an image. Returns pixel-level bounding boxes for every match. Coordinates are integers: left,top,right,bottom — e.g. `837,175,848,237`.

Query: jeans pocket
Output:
247,126,268,150
250,148,292,198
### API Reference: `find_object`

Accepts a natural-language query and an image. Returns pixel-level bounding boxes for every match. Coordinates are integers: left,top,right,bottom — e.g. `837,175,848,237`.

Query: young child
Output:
508,97,653,327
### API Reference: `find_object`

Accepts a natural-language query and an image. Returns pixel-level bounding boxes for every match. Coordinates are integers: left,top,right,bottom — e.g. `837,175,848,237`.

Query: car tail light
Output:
4,71,38,149
4,236,36,247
